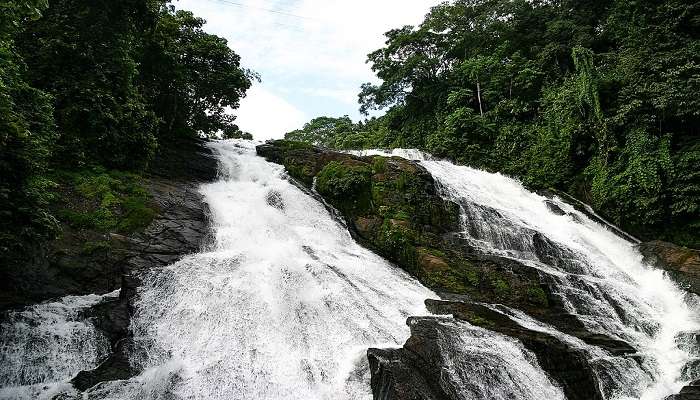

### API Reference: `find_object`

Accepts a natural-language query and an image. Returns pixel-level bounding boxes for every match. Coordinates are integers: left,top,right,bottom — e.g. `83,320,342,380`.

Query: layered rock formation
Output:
0,137,218,391
257,140,645,400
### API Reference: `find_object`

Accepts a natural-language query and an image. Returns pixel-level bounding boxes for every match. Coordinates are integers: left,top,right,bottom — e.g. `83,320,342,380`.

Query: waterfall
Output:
1,140,696,399
0,292,118,399
356,148,700,400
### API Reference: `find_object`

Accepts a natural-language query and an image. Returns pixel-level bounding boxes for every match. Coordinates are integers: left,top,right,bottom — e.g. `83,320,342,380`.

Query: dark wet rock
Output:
367,347,449,400
368,317,465,400
666,379,700,400
639,241,700,295
71,338,138,391
425,299,637,400
370,315,603,400
266,190,285,210
544,200,566,215
532,232,590,275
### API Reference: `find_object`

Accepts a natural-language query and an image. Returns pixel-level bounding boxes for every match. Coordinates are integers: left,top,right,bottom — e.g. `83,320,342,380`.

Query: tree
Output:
0,0,58,261
285,116,356,148
291,0,700,247
141,7,255,140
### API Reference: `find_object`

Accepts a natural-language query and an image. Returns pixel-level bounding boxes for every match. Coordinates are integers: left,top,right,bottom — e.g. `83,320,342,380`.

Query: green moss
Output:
527,286,549,307
424,247,446,258
492,278,510,297
395,172,410,191
465,269,480,286
465,315,495,328
424,270,471,293
55,169,156,234
372,156,387,173
316,161,372,211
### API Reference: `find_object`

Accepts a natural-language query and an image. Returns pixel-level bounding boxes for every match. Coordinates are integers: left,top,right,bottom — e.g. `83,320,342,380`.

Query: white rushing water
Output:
355,148,700,400
1,141,696,400
0,291,118,399
0,139,566,399
97,139,434,399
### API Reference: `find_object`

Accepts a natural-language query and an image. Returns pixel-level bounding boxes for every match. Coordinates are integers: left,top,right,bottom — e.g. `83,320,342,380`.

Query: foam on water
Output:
78,140,434,399
3,141,693,399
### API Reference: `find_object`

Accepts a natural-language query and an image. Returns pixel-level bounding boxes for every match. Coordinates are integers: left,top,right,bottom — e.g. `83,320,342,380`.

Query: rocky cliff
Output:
0,137,218,390
257,140,648,400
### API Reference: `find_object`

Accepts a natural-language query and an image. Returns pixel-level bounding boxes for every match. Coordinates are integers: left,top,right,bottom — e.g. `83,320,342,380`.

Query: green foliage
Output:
527,286,549,307
315,161,372,206
372,157,387,174
141,7,255,140
1,0,252,265
221,127,253,140
285,116,355,148
1,0,58,264
56,169,156,234
288,0,700,247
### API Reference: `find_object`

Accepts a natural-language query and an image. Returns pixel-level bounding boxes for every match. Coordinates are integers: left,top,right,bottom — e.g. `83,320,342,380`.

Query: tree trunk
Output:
476,80,484,117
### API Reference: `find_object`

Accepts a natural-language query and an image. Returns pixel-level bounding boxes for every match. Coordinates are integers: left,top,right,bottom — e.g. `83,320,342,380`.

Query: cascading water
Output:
1,140,696,400
355,148,700,400
0,292,118,399
0,140,566,399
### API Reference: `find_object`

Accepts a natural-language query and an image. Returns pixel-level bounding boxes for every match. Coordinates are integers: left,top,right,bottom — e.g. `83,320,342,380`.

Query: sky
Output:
174,0,440,140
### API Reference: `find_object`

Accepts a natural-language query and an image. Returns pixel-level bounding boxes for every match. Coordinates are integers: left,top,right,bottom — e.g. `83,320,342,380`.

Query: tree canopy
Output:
1,0,253,263
287,0,700,248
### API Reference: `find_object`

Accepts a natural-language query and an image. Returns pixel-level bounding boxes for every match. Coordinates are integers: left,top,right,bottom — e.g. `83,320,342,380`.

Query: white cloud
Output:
235,85,307,140
175,0,440,136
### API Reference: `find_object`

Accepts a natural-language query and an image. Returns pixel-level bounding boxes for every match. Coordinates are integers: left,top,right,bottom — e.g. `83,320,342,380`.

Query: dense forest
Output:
0,0,253,266
286,0,700,248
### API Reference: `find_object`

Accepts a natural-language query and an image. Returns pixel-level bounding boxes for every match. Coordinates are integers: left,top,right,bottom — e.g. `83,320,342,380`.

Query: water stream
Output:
0,140,697,399
357,148,700,400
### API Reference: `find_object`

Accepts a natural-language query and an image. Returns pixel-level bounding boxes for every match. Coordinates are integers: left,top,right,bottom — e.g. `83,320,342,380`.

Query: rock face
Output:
257,141,550,312
639,240,700,295
257,140,642,400
1,137,218,391
71,137,217,390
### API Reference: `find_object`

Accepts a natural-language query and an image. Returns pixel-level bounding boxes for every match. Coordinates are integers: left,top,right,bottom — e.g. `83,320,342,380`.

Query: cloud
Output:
234,85,307,140
175,0,440,136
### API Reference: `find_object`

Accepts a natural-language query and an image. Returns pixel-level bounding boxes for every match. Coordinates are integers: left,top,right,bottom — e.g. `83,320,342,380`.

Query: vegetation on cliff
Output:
258,140,552,312
0,0,253,266
286,0,699,248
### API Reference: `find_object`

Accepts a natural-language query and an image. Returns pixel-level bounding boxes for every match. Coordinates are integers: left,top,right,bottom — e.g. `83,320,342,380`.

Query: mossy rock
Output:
53,169,156,235
316,161,372,212
257,141,552,312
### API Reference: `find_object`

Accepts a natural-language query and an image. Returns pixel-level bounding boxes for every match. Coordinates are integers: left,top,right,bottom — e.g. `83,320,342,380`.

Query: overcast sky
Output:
174,0,439,140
